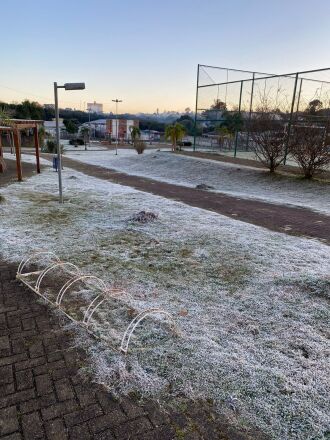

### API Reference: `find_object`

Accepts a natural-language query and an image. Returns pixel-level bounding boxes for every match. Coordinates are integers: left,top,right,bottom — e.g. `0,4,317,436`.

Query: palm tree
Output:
165,123,186,152
130,126,141,145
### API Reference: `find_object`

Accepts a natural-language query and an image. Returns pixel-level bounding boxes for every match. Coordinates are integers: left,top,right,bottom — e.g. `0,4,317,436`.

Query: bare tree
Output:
289,125,330,178
249,111,287,173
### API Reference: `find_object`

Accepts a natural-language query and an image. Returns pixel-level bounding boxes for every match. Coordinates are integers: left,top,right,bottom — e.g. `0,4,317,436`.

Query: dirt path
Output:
0,159,41,187
177,150,330,180
59,156,330,244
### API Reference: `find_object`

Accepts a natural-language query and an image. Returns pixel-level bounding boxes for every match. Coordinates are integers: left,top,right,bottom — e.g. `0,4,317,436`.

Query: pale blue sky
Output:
1,0,330,112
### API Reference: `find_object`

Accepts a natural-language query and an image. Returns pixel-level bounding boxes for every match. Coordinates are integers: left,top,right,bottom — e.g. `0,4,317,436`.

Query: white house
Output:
44,118,65,137
81,119,107,137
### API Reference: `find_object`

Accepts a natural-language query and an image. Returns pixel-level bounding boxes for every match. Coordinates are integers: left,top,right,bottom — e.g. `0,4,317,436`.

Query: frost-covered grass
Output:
65,149,330,215
0,163,329,439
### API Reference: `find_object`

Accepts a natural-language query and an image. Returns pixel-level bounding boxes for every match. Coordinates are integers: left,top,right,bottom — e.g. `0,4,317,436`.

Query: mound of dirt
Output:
129,210,158,223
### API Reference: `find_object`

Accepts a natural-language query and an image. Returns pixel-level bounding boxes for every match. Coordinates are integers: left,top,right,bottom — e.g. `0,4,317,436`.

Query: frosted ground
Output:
0,157,330,439
65,148,330,215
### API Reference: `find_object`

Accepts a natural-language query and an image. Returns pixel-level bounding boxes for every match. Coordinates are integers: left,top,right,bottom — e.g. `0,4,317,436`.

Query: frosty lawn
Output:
65,148,330,215
0,159,329,439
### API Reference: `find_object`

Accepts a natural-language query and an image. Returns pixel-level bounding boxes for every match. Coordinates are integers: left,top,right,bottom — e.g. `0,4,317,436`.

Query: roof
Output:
87,119,107,124
0,119,43,131
44,121,64,128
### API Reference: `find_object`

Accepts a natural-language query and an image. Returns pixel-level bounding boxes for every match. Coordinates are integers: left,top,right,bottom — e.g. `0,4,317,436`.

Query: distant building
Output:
81,119,107,137
140,130,161,141
44,118,65,137
87,101,103,113
44,104,55,109
106,119,139,141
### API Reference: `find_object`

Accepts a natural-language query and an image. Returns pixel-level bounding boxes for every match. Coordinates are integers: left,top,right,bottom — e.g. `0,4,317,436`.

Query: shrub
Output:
249,113,287,173
69,138,84,146
289,125,330,178
134,140,146,154
45,140,56,153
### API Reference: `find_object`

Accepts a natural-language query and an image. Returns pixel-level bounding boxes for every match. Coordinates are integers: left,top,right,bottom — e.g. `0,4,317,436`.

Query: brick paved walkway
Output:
0,263,267,440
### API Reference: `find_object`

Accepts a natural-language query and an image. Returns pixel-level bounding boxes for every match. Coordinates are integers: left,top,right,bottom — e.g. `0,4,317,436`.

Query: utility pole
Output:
112,99,122,155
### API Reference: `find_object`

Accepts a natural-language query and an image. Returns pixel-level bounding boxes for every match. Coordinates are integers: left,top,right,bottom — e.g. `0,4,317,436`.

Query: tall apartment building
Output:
87,101,103,113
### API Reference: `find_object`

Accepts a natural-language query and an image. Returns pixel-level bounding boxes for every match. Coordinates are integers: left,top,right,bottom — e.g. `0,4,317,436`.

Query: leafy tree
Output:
219,111,243,135
211,99,227,111
175,115,194,135
307,99,323,115
0,106,12,125
165,123,186,152
139,119,165,132
63,119,79,135
15,100,43,120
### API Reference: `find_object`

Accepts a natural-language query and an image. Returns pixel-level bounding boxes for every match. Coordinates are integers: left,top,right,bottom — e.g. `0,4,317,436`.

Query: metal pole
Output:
284,73,299,165
54,82,63,203
245,73,255,150
234,80,243,158
295,78,303,114
115,101,118,155
88,109,91,148
193,64,200,152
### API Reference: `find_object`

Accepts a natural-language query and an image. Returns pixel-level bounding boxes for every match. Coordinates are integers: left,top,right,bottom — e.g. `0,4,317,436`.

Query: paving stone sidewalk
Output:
0,263,266,440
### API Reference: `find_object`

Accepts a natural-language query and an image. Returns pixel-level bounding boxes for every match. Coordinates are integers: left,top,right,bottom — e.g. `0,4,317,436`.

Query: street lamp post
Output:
87,106,91,148
112,99,122,155
54,82,85,203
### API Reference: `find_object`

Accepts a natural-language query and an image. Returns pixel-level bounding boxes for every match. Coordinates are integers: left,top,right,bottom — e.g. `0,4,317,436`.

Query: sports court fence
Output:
193,65,330,162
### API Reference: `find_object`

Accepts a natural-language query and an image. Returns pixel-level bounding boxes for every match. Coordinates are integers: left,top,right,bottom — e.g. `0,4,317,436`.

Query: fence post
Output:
284,72,299,165
295,78,303,113
193,64,200,152
13,129,22,181
234,80,243,158
245,72,255,150
34,124,41,174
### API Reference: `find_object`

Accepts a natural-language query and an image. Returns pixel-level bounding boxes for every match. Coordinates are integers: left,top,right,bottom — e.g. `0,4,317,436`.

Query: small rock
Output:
195,183,215,190
69,175,78,180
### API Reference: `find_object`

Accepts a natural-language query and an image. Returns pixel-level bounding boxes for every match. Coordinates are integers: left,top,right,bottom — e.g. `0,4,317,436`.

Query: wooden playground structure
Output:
0,119,43,181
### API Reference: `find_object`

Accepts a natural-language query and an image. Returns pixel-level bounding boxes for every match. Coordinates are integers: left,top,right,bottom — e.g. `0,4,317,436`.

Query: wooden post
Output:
13,129,22,181
0,132,3,173
34,124,41,173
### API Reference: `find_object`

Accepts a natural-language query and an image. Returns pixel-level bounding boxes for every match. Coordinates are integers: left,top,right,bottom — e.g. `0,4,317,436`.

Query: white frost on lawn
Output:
65,149,330,215
0,167,329,439
3,153,51,166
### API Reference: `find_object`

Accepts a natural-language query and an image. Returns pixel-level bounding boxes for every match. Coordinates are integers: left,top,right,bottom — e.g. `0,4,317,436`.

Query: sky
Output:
1,0,330,113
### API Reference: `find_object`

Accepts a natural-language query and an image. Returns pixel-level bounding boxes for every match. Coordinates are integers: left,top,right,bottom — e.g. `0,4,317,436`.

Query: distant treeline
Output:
0,100,197,134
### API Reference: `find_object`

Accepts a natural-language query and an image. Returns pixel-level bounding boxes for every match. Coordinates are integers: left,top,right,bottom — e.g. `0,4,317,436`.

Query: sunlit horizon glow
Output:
1,0,330,114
